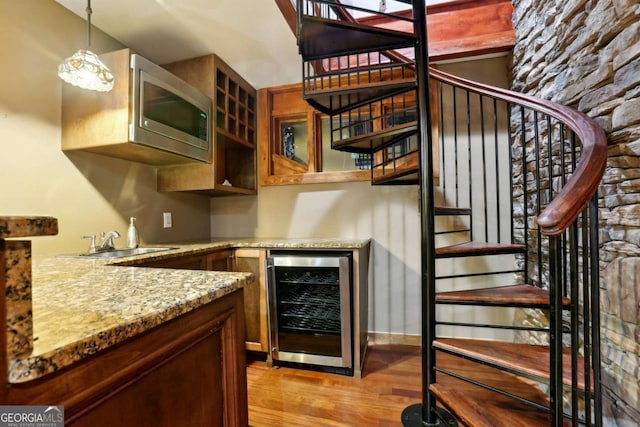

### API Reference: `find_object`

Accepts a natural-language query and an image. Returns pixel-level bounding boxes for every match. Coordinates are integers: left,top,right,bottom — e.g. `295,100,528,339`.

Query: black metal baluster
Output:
533,111,542,288
479,94,489,242
439,82,447,204
581,205,591,427
451,86,459,208
493,98,501,243
570,210,580,425
466,90,473,241
519,105,528,278
549,234,564,426
589,195,602,426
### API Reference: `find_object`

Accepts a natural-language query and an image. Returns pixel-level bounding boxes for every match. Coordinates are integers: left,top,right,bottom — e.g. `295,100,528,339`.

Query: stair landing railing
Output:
428,65,607,425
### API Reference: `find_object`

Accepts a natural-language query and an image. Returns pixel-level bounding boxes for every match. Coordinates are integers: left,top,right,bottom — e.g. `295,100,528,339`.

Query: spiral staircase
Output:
288,0,608,425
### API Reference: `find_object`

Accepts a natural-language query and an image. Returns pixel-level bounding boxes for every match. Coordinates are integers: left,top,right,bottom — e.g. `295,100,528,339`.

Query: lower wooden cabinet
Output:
233,248,268,353
71,322,226,427
6,291,248,427
132,247,269,353
136,253,208,270
206,249,234,271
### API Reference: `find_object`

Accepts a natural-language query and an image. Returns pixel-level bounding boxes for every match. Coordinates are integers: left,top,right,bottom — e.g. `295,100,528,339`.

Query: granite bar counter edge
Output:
10,256,252,384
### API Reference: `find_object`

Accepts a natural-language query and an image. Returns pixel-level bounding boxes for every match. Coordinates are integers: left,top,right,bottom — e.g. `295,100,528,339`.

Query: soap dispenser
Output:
126,217,139,249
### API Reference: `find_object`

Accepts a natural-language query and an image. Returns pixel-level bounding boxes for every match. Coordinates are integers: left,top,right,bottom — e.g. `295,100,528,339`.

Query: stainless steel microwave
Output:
130,54,211,163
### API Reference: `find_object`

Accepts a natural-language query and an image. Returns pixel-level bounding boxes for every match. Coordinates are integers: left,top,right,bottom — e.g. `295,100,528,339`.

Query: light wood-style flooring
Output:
247,344,422,427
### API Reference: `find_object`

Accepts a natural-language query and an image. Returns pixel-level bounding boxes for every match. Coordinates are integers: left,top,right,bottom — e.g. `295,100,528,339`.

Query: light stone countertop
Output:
9,237,370,384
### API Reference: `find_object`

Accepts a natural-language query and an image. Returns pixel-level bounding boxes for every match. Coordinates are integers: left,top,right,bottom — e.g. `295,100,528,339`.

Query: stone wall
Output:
510,0,640,425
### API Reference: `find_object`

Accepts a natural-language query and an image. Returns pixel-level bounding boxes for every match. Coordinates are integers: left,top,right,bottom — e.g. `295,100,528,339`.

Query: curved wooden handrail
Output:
428,67,607,236
285,0,608,236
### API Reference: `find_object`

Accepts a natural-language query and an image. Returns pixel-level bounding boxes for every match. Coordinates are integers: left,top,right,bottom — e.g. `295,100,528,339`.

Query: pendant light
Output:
58,0,114,92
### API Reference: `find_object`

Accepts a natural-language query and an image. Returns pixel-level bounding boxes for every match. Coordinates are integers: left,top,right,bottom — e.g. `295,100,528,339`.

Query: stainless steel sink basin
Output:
61,247,176,259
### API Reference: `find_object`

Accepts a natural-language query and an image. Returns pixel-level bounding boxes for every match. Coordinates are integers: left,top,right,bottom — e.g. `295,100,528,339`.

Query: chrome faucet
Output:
97,230,120,251
81,235,97,254
82,231,120,254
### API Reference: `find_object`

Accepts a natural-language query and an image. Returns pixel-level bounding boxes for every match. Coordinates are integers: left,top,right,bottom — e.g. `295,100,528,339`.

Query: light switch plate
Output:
163,212,172,228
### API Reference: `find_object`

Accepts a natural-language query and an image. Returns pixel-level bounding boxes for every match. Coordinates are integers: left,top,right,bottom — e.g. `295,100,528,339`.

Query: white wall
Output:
0,0,211,259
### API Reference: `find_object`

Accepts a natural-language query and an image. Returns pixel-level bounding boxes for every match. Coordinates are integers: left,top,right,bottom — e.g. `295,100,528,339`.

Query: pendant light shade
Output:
58,0,114,92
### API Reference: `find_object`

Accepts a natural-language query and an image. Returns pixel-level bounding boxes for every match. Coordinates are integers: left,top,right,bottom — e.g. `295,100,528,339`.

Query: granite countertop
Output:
9,257,251,384
6,236,371,384
108,237,372,266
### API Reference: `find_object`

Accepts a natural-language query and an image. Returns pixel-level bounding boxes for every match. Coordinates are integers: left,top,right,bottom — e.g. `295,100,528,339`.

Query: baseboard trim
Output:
368,332,421,347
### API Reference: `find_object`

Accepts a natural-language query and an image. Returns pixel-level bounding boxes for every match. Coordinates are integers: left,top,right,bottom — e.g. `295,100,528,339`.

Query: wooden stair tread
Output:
431,383,569,427
371,172,419,186
371,150,419,185
332,121,417,153
435,284,571,308
305,80,416,116
434,206,472,216
299,16,415,60
304,78,416,98
432,352,571,427
436,241,526,258
434,338,590,391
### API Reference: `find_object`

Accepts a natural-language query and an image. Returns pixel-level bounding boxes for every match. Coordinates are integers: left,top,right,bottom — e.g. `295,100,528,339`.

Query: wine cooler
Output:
266,251,353,374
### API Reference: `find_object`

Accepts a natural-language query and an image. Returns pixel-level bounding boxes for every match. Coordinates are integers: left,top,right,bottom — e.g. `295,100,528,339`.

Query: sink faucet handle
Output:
82,235,97,253
97,230,120,251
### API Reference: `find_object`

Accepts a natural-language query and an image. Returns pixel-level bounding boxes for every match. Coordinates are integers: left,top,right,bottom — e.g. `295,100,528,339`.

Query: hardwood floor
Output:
247,343,560,427
247,344,422,426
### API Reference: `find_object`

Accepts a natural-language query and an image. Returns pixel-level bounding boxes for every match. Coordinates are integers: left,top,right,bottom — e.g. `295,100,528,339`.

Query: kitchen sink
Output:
61,247,176,259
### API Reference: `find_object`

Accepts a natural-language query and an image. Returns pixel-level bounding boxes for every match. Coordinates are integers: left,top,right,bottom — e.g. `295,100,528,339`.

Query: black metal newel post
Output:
401,0,454,425
548,235,564,426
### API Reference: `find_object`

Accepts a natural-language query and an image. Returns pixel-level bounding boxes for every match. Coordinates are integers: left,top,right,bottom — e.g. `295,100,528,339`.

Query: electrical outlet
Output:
163,212,172,228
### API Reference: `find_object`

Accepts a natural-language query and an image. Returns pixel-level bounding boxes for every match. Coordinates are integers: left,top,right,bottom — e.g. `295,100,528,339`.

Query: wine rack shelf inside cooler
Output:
279,282,342,334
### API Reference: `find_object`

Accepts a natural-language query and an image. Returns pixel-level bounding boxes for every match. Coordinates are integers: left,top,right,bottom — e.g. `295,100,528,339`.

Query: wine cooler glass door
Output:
267,253,352,371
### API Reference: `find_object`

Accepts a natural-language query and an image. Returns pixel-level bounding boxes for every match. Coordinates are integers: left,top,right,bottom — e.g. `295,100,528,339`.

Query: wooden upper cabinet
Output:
61,48,205,166
158,55,257,196
259,83,372,186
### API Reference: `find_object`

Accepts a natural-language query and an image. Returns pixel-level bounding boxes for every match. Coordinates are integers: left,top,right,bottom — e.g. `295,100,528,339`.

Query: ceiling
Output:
55,0,303,88
55,0,445,89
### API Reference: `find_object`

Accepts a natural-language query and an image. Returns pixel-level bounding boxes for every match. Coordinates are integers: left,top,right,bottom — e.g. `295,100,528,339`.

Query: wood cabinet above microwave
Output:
156,54,257,196
61,48,213,166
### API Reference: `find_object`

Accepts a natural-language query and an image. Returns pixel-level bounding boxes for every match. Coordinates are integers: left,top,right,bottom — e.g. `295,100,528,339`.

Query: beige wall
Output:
0,0,211,259
210,181,424,335
1,0,511,336
210,55,512,336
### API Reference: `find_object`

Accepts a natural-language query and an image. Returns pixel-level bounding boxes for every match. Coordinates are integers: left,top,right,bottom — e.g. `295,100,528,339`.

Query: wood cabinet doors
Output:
233,248,268,353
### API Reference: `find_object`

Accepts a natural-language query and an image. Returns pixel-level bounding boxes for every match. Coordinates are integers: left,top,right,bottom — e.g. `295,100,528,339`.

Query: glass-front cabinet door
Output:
259,83,370,186
268,113,374,178
273,116,311,175
258,81,434,187
319,115,373,172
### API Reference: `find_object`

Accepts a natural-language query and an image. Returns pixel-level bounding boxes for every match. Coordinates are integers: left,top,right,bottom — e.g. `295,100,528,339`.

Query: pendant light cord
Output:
86,0,92,49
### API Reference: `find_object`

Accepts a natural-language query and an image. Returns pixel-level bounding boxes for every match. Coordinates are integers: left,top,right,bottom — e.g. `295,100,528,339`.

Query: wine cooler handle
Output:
265,261,277,366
